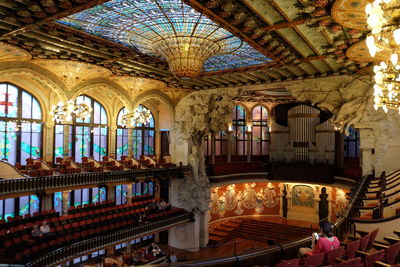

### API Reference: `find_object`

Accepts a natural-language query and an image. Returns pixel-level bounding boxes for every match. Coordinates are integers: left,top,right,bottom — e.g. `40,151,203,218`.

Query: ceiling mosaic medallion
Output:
331,0,369,30
346,40,390,62
31,59,112,88
59,0,272,78
0,42,31,62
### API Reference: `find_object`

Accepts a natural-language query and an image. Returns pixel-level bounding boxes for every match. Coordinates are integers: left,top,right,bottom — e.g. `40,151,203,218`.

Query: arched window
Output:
54,95,108,162
116,107,129,160
133,105,155,159
344,127,360,158
232,105,246,155
251,105,269,155
0,83,43,165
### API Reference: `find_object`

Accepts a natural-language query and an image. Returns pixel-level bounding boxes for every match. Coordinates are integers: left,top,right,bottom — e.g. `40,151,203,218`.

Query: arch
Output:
0,62,68,102
250,103,271,116
132,90,174,112
0,82,44,165
69,78,132,110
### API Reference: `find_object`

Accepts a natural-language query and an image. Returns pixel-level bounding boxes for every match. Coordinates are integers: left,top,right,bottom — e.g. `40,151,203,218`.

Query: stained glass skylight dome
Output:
59,0,272,79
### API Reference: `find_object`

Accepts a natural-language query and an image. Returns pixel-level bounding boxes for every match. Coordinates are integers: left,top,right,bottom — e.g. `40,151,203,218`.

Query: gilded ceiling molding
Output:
0,42,31,62
69,79,132,111
132,90,175,113
0,62,68,102
31,59,112,89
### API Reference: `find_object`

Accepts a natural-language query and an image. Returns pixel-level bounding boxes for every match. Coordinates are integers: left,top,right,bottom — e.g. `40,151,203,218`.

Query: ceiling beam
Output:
0,0,111,38
182,0,282,63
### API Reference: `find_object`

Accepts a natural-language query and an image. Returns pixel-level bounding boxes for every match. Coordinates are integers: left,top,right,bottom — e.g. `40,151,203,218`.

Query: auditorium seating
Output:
269,228,400,267
0,197,185,264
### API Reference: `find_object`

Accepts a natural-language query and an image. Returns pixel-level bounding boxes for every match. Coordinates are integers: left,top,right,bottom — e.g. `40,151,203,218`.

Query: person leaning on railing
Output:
299,221,340,257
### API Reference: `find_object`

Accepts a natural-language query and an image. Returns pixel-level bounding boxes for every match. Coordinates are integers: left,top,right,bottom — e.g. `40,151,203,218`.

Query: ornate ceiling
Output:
0,0,374,92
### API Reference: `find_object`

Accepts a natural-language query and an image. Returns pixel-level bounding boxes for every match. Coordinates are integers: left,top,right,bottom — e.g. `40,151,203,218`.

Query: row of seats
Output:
0,201,185,264
357,171,400,220
267,228,399,267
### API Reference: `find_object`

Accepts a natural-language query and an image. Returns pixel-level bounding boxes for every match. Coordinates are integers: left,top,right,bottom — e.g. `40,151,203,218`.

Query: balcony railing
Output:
0,166,191,197
25,212,193,267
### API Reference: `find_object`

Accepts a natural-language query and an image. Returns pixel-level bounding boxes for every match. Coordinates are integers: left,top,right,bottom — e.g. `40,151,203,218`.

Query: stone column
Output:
278,183,286,217
126,183,133,204
227,131,232,163
128,128,133,158
155,130,161,162
211,134,216,165
44,122,54,162
107,185,115,202
62,191,70,215
246,131,252,162
41,193,53,212
327,188,333,222
63,124,71,157
109,125,116,158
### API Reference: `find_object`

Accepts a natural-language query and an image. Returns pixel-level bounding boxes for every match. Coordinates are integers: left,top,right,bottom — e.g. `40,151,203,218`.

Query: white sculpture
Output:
175,88,238,213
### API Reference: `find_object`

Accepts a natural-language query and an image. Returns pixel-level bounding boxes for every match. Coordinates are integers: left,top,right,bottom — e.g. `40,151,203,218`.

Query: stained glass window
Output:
344,127,360,158
0,83,42,165
116,108,129,160
115,184,128,205
55,95,108,162
251,106,269,155
133,105,154,159
53,192,63,214
59,0,272,73
232,105,247,155
18,195,39,216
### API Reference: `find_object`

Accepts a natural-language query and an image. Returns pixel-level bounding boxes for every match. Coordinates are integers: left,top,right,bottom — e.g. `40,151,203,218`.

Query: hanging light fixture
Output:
365,0,400,112
51,100,92,123
121,108,152,128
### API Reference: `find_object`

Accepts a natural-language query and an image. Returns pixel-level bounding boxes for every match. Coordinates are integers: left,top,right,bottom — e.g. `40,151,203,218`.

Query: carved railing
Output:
26,212,194,267
0,166,191,197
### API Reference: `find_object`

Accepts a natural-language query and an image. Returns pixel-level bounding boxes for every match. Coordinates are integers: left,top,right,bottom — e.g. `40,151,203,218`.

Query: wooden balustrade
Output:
0,166,191,197
25,212,193,267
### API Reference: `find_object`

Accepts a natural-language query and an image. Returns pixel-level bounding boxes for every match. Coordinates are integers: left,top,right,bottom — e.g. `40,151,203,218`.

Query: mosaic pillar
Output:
126,183,133,204
128,128,133,158
62,191,69,215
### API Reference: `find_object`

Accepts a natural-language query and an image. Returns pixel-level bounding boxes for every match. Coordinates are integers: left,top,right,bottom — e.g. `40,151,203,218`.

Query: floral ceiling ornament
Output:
51,99,92,123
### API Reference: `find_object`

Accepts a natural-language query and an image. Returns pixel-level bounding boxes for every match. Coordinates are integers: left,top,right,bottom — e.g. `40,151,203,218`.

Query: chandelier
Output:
125,0,242,79
121,108,152,128
51,100,92,123
365,0,400,112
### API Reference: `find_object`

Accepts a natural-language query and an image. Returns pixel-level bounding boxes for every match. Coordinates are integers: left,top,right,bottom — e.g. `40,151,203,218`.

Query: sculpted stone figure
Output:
175,88,238,213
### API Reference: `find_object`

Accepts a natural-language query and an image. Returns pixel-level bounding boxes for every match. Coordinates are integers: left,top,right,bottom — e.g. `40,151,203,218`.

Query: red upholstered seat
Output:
346,240,360,259
303,252,325,267
359,213,372,220
276,258,299,267
333,257,362,267
363,249,385,267
386,241,400,265
359,233,371,252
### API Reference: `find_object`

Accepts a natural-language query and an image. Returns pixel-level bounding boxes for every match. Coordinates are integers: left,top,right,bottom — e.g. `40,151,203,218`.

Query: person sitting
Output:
170,251,177,263
31,224,42,238
146,199,160,213
39,220,52,237
147,242,163,257
159,199,171,211
299,220,340,257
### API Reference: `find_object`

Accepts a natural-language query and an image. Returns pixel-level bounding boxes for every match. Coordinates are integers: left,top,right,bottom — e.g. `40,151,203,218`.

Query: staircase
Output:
209,219,312,245
209,220,242,245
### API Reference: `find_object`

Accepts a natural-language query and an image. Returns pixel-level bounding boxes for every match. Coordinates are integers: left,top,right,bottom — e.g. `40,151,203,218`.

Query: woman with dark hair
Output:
299,221,340,256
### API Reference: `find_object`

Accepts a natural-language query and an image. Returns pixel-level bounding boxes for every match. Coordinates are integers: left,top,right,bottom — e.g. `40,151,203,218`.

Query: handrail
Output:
155,175,370,267
209,172,268,184
0,166,191,197
25,212,194,267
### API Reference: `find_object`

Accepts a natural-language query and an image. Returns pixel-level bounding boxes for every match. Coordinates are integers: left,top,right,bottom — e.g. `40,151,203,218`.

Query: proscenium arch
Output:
69,78,132,110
